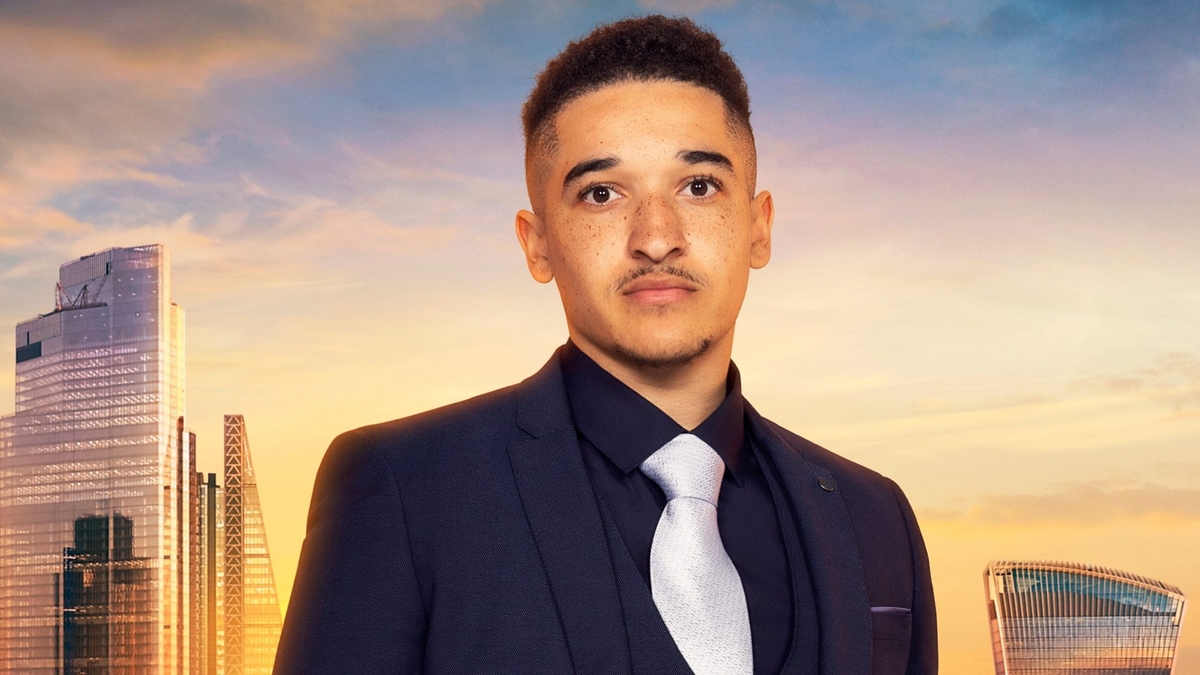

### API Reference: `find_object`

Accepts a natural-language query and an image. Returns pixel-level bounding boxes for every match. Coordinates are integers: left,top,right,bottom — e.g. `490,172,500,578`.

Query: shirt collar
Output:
560,340,746,485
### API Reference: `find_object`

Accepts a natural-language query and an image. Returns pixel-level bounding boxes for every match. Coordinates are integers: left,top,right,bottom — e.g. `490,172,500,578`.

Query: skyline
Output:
1,1,1198,672
1,245,190,672
0,246,281,672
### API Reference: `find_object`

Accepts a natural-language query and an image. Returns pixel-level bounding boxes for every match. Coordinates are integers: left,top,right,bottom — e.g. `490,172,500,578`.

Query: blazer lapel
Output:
593,495,693,675
506,352,630,675
745,402,873,675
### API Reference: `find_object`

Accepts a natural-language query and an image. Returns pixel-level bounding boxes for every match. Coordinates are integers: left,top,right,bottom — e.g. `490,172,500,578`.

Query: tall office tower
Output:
196,473,224,675
185,428,200,675
0,245,193,674
985,560,1188,675
61,513,153,673
176,419,198,675
222,415,281,675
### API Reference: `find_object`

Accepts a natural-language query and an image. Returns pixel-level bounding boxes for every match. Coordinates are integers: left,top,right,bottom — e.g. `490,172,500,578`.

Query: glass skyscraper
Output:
985,559,1188,675
2,245,283,673
0,245,191,673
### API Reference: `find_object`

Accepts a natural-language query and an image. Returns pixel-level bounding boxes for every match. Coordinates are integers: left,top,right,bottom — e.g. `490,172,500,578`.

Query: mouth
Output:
620,274,700,305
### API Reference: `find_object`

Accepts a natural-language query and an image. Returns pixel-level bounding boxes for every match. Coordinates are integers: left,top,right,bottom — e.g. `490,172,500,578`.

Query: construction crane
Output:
54,274,108,312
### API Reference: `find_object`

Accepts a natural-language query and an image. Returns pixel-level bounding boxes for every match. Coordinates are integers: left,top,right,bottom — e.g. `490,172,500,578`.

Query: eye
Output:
682,176,721,198
580,184,622,205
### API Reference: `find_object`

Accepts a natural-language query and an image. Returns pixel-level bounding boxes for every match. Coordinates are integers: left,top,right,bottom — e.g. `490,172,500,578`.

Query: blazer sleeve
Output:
891,481,938,675
274,429,427,674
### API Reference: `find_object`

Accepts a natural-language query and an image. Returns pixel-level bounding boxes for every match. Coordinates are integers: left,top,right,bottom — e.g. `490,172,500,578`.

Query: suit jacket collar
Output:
745,400,874,675
510,350,873,675
559,340,748,482
509,349,632,675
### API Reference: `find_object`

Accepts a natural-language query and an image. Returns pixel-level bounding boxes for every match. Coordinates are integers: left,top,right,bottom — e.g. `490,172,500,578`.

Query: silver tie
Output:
640,433,753,675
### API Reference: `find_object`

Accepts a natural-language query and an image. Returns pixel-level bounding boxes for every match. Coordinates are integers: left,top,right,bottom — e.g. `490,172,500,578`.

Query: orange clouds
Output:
1070,352,1200,419
924,480,1200,527
0,0,493,64
0,0,495,266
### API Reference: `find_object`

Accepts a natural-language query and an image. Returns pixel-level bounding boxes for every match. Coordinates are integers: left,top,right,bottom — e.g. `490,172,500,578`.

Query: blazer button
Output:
818,476,836,492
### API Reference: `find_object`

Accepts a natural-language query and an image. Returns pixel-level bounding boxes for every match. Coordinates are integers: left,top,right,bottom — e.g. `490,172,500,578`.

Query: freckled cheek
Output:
687,209,744,265
551,221,619,306
559,224,611,268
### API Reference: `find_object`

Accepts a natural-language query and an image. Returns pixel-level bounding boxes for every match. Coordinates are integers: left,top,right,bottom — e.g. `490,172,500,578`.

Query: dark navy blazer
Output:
274,351,938,674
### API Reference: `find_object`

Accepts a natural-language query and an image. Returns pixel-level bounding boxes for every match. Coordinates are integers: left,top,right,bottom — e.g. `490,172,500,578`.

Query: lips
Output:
621,275,698,304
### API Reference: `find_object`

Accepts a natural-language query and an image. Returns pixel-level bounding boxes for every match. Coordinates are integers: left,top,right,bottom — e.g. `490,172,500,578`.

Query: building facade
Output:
1,246,282,673
0,245,191,673
985,560,1188,675
196,473,224,675
221,415,281,675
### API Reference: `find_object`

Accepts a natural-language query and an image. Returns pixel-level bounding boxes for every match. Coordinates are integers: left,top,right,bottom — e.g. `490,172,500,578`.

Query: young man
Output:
276,16,937,675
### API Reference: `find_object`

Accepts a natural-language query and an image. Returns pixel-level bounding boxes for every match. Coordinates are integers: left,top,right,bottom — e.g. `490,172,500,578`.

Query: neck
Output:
571,334,733,430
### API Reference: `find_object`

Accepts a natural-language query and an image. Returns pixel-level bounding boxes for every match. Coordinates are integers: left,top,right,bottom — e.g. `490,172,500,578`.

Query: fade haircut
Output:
522,15,756,210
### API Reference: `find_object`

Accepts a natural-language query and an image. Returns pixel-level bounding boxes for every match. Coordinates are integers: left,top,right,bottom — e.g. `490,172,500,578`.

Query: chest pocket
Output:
870,606,912,674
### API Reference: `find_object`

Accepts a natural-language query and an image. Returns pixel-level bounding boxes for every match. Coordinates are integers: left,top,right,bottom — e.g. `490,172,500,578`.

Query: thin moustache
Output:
615,266,704,294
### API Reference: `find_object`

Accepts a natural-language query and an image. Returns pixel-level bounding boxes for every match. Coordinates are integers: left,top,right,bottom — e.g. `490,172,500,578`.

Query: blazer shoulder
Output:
755,412,935,639
322,381,524,475
757,415,897,489
752,413,923,540
304,382,530,531
357,382,521,444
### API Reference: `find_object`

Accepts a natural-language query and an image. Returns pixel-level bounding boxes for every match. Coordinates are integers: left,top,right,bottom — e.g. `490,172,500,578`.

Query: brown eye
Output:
687,178,717,197
582,185,618,205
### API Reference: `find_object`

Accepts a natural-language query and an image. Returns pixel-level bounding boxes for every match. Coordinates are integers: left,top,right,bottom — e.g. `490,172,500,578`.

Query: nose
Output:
628,192,686,263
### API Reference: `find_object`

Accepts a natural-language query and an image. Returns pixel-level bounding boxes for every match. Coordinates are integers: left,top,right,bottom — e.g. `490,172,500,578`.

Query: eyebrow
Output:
677,149,734,172
563,157,619,189
561,149,736,192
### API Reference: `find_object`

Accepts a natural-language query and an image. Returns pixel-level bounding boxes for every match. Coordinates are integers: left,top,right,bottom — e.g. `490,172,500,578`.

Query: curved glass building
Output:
985,560,1187,675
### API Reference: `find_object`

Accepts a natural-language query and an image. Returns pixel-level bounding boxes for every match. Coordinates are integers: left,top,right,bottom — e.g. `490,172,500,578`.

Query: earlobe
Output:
515,209,555,283
749,191,774,269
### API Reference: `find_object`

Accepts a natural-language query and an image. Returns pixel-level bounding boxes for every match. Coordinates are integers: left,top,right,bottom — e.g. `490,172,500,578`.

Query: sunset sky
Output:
2,0,1198,671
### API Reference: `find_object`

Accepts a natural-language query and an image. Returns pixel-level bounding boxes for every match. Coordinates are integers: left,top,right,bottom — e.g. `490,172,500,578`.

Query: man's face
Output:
516,80,773,370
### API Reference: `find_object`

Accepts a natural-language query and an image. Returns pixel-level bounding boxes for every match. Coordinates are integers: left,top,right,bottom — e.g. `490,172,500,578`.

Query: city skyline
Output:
0,246,280,672
1,245,191,672
0,1,1197,671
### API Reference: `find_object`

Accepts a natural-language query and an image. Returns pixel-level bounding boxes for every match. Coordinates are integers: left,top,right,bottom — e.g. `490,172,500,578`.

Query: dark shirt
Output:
561,341,806,674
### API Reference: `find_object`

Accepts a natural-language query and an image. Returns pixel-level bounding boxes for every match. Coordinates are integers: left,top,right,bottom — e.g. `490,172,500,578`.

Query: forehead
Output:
550,80,739,164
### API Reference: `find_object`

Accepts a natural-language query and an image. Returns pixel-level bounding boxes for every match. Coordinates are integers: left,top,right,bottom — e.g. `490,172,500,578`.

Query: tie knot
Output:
640,433,725,505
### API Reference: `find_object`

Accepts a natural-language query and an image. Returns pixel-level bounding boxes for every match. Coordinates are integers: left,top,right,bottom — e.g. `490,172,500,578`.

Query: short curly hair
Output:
523,15,756,205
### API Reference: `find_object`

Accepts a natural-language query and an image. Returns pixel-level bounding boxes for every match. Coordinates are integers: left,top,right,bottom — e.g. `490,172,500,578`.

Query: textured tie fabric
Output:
640,433,753,675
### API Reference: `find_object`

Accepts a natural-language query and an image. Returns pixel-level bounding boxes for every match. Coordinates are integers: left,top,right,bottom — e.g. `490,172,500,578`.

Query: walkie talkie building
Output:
985,560,1187,675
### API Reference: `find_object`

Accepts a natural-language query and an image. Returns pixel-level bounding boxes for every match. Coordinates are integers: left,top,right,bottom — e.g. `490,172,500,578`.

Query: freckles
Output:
718,213,734,261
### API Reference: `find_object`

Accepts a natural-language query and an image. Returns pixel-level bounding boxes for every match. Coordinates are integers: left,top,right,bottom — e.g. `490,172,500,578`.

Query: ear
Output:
515,209,554,283
749,190,774,269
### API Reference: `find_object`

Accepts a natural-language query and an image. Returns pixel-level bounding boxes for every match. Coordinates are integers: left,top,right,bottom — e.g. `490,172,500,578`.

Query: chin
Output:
608,335,713,369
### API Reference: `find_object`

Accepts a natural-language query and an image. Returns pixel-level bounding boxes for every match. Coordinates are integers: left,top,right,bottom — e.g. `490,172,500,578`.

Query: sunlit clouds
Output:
1,1,1198,672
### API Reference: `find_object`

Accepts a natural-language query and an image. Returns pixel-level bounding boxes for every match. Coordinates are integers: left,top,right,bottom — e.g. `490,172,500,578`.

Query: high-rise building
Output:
197,473,224,675
61,513,154,673
0,245,192,674
985,560,1188,675
221,415,281,675
1,246,283,673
